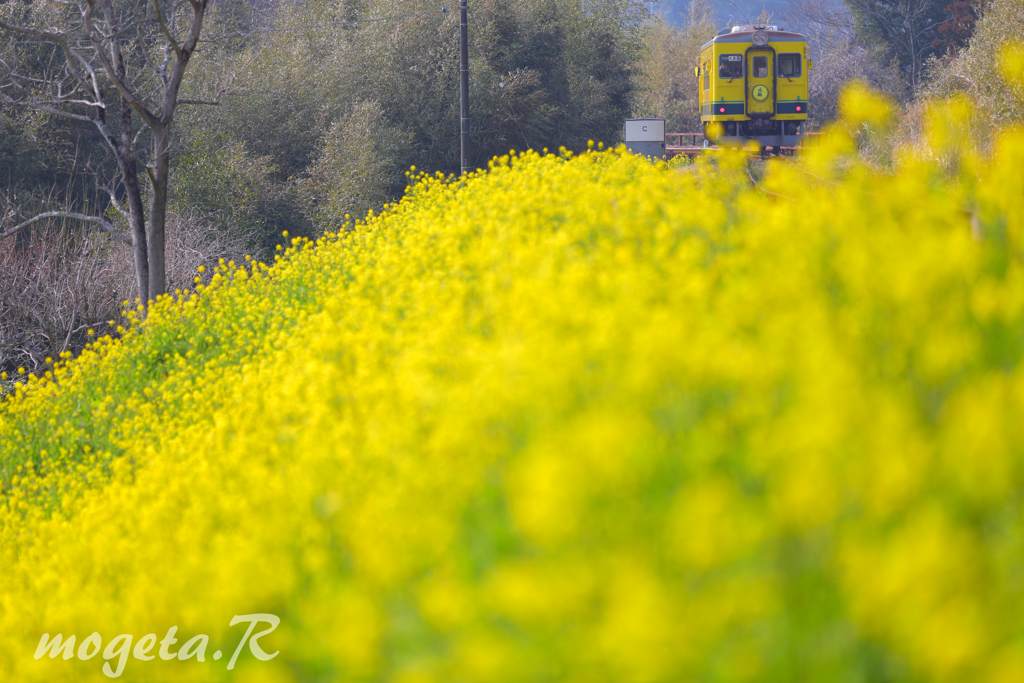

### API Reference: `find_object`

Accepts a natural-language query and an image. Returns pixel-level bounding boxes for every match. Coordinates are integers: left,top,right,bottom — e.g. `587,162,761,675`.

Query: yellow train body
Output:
697,25,811,149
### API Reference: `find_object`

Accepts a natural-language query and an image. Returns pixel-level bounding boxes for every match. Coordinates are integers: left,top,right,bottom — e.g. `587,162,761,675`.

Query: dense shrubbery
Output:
173,0,647,243
827,0,1024,164
3,92,1024,681
925,0,1024,136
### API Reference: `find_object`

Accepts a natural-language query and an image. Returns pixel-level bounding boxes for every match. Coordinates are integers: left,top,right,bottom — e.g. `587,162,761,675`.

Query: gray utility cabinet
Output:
624,119,666,159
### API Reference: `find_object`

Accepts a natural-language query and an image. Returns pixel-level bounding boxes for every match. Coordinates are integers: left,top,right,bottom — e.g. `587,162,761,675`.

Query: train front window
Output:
753,56,768,78
719,54,743,79
778,53,802,78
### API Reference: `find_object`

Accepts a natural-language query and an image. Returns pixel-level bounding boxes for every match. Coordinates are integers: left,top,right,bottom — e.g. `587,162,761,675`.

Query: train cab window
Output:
778,53,802,78
719,54,743,79
753,56,768,78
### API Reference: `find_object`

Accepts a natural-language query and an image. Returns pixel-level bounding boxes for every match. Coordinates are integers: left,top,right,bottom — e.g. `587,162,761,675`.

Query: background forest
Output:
1,0,1021,377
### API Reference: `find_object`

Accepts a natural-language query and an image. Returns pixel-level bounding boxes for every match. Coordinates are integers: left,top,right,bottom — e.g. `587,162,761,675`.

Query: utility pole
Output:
459,0,470,175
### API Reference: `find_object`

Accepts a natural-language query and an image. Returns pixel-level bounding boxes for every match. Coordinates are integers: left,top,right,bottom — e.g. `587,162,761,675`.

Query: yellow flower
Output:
1,97,1022,683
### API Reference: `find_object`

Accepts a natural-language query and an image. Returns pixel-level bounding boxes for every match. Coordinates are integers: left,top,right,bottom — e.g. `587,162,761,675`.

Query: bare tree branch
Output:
137,22,166,80
1,212,131,245
79,0,159,128
152,0,184,62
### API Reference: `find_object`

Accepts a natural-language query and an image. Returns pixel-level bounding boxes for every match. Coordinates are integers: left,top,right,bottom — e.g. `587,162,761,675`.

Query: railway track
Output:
666,131,822,160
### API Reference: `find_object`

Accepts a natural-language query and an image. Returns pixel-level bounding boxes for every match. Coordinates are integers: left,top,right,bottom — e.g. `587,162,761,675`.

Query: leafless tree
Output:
0,0,223,305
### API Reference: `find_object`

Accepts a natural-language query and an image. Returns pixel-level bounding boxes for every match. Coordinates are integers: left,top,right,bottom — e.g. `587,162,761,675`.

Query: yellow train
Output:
696,25,811,151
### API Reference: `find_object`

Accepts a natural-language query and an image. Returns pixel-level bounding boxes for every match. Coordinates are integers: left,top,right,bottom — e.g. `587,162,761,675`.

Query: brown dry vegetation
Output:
0,213,253,376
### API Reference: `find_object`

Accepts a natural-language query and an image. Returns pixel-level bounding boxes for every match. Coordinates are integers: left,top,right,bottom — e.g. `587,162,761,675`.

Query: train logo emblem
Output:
751,85,769,102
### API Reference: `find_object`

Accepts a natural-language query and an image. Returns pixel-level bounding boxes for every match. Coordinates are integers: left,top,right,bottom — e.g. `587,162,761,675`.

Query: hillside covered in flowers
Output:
2,92,1024,682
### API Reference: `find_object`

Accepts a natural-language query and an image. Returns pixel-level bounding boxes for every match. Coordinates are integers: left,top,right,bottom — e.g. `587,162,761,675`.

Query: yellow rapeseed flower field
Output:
2,90,1024,682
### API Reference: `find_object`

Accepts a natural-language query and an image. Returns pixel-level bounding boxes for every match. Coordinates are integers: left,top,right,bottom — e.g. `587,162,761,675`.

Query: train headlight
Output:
752,31,768,46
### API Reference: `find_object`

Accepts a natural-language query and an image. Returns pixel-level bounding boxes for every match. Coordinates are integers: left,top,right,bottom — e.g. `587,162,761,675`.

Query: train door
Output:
746,50,774,116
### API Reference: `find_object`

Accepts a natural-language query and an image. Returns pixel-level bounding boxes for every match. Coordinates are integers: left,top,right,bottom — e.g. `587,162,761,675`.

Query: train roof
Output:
702,26,807,49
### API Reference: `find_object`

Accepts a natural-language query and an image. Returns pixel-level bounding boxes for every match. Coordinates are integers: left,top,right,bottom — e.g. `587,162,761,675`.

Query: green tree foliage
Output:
298,100,410,234
171,135,295,253
468,0,648,153
925,0,1024,134
4,0,648,246
843,0,949,89
781,0,910,125
171,0,647,238
632,0,717,133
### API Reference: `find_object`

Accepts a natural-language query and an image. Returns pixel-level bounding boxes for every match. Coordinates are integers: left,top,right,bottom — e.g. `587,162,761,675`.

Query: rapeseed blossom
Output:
1,98,1024,682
